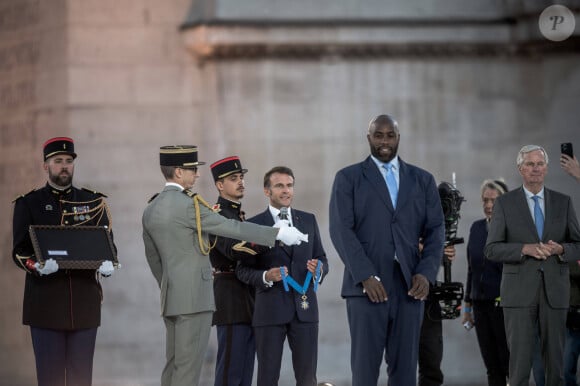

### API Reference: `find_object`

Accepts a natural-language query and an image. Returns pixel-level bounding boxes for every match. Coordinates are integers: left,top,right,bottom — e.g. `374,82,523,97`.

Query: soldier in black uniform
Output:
209,156,267,386
12,137,117,386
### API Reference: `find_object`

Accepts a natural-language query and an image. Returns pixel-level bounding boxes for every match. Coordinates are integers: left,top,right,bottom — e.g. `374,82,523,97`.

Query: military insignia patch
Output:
212,204,221,212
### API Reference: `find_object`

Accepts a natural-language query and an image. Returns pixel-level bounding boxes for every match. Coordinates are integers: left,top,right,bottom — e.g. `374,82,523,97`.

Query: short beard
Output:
48,170,72,187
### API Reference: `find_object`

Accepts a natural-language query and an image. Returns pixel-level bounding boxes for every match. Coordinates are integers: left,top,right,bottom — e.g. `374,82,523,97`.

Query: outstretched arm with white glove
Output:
275,226,308,246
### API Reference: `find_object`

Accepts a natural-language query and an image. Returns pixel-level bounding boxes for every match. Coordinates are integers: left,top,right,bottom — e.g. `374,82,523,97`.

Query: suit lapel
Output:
515,187,540,240
396,159,411,211
363,157,394,212
543,188,556,240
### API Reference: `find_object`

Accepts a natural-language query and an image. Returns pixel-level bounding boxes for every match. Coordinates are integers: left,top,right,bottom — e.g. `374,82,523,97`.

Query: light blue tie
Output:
532,195,544,239
383,164,398,208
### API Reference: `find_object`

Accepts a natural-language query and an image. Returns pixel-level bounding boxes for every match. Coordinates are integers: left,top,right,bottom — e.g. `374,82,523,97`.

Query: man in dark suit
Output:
329,114,445,386
208,156,268,386
485,144,580,386
236,166,328,386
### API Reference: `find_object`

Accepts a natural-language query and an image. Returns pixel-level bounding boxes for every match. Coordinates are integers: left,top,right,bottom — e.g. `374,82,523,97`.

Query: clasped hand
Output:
523,240,564,260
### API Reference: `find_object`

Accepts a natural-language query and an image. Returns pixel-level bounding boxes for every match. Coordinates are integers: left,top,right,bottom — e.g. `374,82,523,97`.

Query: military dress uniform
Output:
11,136,115,386
209,156,269,386
142,146,282,386
12,184,112,330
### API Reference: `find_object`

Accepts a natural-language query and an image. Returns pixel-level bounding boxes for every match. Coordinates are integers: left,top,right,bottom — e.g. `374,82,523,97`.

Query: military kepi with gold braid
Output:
210,156,248,182
43,137,77,160
159,145,205,168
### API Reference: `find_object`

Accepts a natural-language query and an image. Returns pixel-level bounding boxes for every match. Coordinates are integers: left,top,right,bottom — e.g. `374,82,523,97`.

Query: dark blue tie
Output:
383,164,398,208
532,195,544,239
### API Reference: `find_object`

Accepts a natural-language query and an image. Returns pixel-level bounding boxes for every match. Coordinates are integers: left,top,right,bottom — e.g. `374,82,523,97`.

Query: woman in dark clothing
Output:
463,179,510,386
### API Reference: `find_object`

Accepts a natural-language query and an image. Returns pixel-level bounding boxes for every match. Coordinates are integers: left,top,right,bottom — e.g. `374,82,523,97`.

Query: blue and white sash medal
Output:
280,260,322,310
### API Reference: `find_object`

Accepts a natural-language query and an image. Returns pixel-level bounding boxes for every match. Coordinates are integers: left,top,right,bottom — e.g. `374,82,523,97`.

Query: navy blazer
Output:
329,156,445,298
465,219,503,302
236,208,328,327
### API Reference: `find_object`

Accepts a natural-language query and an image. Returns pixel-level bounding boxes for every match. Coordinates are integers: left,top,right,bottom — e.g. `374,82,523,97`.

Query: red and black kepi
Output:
43,137,77,161
210,156,248,182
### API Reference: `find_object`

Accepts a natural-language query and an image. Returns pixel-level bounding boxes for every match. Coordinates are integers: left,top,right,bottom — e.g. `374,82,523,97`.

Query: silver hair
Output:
480,178,508,197
516,145,549,167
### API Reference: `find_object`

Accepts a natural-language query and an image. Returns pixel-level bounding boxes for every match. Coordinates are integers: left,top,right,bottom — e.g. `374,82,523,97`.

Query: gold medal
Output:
301,294,309,310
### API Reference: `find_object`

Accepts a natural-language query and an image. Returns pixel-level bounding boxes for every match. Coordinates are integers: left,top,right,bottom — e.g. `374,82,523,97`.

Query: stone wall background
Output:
1,1,579,385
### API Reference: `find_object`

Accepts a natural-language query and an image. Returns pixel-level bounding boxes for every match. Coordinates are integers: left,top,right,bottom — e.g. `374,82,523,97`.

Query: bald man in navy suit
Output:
329,114,445,386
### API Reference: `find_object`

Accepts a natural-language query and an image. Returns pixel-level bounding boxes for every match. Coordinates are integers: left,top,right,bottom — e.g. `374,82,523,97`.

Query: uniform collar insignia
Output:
50,187,72,195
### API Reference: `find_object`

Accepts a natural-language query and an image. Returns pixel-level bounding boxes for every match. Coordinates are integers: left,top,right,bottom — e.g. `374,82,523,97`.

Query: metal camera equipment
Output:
430,175,465,319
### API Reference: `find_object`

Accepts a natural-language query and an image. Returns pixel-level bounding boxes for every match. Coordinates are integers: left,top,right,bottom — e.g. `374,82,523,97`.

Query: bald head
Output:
367,114,400,163
368,114,399,135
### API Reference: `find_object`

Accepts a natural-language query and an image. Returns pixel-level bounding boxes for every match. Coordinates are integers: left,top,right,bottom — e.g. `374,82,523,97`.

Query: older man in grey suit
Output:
485,145,580,386
142,145,308,386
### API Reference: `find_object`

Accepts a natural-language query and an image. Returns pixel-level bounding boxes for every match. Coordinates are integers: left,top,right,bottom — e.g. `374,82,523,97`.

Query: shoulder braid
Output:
183,190,218,255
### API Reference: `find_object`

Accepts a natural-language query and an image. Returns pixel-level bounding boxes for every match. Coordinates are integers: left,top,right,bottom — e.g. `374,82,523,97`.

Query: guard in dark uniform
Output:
12,137,117,386
209,156,268,386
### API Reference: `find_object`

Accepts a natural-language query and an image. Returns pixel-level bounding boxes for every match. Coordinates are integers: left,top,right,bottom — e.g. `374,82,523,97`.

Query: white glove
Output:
276,226,309,246
98,260,115,277
34,258,59,276
274,218,291,228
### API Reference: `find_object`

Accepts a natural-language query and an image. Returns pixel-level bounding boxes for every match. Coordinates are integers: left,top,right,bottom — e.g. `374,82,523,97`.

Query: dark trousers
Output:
347,264,423,386
254,316,318,386
504,277,567,386
473,300,509,386
214,323,255,386
418,299,443,386
30,326,98,386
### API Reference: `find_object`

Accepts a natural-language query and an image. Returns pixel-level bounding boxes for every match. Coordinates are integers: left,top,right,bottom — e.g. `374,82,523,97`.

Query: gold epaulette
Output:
12,188,36,203
82,187,107,197
148,193,159,203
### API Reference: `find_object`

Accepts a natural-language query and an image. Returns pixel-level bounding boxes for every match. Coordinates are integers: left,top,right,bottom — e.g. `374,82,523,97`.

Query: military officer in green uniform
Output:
142,145,308,386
